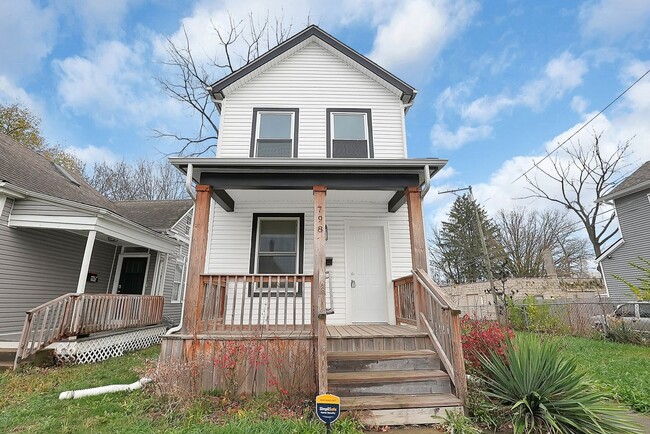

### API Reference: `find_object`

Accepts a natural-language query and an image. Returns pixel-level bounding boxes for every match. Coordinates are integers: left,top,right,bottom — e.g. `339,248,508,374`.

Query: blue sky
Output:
1,0,650,233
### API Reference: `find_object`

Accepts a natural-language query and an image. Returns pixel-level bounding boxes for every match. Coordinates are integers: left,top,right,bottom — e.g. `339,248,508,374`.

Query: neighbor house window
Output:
250,214,304,296
250,109,299,158
171,248,187,303
327,109,373,158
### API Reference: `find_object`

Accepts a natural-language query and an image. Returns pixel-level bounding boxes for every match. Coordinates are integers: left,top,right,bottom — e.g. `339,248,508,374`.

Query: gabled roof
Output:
0,133,118,212
113,200,193,232
208,25,417,104
597,161,650,202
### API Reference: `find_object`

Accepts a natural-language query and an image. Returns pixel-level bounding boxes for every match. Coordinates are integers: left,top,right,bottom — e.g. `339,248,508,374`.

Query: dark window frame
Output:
248,213,305,297
326,108,374,158
250,108,300,158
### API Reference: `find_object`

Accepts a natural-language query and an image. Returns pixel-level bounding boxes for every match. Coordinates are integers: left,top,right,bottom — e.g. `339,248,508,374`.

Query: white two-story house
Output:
162,25,465,425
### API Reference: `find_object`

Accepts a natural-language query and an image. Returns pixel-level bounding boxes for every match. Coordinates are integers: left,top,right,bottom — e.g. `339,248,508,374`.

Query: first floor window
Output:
251,214,303,296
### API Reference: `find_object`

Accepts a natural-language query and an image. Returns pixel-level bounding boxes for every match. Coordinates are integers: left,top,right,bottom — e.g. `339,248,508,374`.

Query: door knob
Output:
351,280,356,288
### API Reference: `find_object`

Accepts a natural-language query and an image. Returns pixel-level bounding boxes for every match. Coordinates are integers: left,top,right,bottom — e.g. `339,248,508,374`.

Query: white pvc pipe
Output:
59,377,152,400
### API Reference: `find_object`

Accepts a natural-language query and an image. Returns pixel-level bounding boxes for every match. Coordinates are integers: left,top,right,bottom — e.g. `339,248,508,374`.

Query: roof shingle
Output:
0,133,118,212
112,200,193,232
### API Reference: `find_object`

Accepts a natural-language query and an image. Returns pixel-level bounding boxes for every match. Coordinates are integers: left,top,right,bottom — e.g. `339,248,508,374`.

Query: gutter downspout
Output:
421,165,431,198
167,163,196,336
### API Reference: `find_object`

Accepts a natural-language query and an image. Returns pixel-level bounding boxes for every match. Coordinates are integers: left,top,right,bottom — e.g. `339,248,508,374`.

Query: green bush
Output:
479,334,642,434
465,377,509,431
440,409,481,434
508,296,569,334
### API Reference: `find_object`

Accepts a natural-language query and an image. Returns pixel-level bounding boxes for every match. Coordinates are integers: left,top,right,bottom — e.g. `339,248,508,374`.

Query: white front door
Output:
348,225,388,323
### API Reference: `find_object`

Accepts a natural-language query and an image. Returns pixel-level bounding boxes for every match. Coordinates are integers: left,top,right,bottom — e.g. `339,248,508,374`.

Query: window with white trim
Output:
253,110,297,158
251,215,303,296
152,253,168,296
171,250,187,303
328,110,372,158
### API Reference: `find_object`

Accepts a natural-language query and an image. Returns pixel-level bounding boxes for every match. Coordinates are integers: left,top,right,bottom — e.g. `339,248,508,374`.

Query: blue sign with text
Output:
316,393,340,424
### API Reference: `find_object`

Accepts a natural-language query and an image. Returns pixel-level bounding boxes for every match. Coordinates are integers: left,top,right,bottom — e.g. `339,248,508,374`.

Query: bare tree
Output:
523,131,631,258
495,208,590,277
89,159,187,201
156,13,299,156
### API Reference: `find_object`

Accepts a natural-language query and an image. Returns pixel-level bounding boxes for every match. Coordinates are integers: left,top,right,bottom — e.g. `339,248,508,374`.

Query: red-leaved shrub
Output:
461,314,514,372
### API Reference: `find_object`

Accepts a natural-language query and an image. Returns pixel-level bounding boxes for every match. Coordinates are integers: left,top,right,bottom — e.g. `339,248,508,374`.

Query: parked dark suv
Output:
592,302,650,334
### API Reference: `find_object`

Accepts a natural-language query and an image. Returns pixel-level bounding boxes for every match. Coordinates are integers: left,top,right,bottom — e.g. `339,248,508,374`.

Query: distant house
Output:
0,133,191,357
596,161,650,301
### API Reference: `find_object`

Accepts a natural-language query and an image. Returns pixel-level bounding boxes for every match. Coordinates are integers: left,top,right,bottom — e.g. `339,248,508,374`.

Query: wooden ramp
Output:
326,325,462,426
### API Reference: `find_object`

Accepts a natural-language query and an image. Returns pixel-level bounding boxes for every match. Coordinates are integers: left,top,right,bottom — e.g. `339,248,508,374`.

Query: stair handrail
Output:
14,293,79,368
412,268,467,403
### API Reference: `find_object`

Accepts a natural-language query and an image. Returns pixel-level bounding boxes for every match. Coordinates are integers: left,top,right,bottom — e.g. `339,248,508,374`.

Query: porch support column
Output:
182,184,213,334
406,187,427,331
313,185,328,394
76,230,97,294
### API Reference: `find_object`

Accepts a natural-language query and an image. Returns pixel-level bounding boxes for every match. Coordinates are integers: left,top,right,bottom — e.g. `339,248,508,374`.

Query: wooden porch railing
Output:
393,275,417,326
392,269,467,402
198,274,314,331
15,294,164,367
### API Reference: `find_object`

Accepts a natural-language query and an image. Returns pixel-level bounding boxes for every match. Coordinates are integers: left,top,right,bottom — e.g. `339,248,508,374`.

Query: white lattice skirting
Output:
54,326,166,365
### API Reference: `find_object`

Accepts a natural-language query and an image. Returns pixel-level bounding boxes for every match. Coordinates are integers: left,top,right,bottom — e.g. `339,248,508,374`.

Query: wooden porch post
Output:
313,185,328,394
406,187,427,331
76,230,97,294
182,185,213,335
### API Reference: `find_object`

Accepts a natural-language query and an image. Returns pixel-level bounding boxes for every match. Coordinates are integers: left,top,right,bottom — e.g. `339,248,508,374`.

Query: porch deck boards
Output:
167,324,423,340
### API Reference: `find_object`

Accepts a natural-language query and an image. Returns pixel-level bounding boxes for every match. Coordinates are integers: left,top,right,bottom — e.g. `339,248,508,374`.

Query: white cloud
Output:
0,1,57,80
0,76,42,113
69,0,132,42
431,123,492,149
571,95,588,114
369,0,478,72
434,165,457,181
54,40,183,127
66,144,119,166
461,52,588,123
580,0,650,40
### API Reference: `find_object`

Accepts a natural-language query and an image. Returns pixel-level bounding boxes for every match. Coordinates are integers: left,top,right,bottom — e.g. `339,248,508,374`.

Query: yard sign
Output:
316,393,340,428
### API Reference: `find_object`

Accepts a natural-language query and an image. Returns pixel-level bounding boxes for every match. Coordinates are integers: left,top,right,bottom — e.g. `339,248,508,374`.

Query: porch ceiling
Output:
170,158,447,213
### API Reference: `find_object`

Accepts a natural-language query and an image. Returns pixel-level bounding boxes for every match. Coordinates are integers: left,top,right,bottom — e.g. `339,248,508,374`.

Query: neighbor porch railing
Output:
198,274,314,331
15,293,164,367
392,269,467,402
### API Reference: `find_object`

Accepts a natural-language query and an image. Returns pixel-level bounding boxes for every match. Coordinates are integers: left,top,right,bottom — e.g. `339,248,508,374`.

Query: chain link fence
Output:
458,298,650,343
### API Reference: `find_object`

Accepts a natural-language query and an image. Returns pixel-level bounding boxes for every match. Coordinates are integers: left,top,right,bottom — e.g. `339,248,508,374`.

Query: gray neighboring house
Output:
596,161,650,301
0,133,190,341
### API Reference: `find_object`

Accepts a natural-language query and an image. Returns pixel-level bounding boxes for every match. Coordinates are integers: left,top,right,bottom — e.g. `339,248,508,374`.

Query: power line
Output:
513,67,650,183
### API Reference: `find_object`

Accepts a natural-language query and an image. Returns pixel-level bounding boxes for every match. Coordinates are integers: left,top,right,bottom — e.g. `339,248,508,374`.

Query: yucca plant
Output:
478,334,641,434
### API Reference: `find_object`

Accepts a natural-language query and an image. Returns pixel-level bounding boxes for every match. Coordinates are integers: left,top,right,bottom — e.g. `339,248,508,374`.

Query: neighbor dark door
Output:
117,257,148,294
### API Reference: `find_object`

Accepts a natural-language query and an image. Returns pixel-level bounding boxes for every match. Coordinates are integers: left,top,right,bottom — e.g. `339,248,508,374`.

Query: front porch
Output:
164,158,466,424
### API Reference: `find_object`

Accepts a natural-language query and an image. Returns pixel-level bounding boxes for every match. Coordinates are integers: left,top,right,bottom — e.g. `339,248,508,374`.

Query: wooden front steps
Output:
327,348,463,426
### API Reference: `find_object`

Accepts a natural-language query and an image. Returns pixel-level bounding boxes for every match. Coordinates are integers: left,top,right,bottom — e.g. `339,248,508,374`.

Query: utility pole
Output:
438,186,502,323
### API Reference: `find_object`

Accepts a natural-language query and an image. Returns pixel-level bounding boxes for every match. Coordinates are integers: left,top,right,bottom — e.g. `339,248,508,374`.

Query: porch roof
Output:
170,157,447,213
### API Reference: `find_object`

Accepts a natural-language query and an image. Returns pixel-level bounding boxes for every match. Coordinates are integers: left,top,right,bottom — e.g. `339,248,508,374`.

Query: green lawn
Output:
546,335,650,413
0,346,362,434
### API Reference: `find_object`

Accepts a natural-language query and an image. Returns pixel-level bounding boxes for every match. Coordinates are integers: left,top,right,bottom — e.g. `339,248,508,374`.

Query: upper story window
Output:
250,108,299,158
327,109,374,158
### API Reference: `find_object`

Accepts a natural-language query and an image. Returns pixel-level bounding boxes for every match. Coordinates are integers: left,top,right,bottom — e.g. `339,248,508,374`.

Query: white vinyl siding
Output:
217,41,405,159
206,190,411,325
